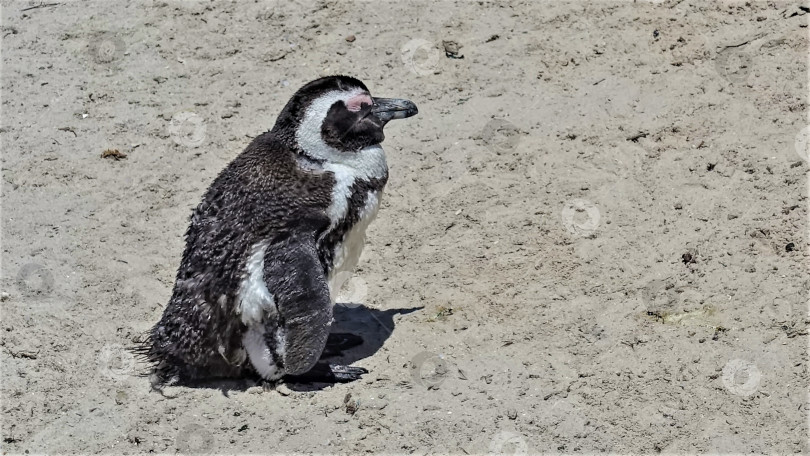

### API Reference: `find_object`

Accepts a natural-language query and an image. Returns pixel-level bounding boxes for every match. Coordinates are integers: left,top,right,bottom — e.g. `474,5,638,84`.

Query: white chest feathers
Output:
236,239,275,325
327,189,382,303
319,145,387,303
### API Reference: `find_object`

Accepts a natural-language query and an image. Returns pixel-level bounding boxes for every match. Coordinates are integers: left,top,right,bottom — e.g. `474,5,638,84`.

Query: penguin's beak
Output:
371,97,418,124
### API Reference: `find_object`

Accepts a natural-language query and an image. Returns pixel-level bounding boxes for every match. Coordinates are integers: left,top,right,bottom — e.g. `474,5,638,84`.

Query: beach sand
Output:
1,0,808,453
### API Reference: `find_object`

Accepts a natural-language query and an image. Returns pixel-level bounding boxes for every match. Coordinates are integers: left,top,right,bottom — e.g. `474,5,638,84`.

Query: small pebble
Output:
674,202,683,210
345,400,358,415
507,409,518,420
101,149,127,160
442,40,464,58
276,384,292,396
345,35,356,43
0,292,9,302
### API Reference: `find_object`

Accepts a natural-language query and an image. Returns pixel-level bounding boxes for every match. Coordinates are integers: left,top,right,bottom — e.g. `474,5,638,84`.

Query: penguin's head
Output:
272,75,418,160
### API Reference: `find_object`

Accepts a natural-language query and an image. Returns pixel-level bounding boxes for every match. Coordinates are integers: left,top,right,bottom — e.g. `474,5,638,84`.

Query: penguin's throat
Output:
297,144,388,182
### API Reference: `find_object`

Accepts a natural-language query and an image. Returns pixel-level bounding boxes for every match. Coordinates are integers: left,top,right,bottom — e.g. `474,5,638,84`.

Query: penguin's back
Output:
143,134,335,383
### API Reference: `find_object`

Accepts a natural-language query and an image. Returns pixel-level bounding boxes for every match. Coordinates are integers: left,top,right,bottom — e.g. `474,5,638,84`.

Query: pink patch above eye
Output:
345,93,372,112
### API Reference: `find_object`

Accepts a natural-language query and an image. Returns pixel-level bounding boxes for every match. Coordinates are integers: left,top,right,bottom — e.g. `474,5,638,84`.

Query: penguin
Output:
139,75,418,385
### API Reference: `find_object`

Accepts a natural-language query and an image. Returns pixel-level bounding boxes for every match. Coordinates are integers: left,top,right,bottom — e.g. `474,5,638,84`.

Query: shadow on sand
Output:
173,304,421,395
286,304,422,392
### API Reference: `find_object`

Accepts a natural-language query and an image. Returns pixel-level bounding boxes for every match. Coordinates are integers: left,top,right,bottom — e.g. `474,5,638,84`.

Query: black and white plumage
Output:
139,76,417,385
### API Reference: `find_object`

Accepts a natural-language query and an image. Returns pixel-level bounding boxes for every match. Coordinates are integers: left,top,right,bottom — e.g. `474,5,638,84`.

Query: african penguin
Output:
139,75,418,385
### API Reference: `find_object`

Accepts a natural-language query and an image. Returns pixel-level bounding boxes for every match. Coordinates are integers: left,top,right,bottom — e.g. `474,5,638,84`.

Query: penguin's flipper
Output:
284,362,368,384
321,332,364,358
262,235,333,377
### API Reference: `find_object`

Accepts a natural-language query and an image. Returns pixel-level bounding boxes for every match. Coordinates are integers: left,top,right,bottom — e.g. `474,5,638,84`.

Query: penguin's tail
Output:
129,328,174,386
129,325,155,358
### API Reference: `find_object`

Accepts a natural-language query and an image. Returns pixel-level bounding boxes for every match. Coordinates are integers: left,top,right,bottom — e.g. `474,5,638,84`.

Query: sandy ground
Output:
1,0,808,454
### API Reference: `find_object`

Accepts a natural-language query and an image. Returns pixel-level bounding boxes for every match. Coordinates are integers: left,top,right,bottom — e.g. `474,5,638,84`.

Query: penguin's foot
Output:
284,362,368,384
327,364,368,382
320,332,364,358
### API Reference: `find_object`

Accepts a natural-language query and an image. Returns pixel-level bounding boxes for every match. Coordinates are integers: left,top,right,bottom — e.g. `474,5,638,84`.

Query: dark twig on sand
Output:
21,2,59,11
627,131,648,142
